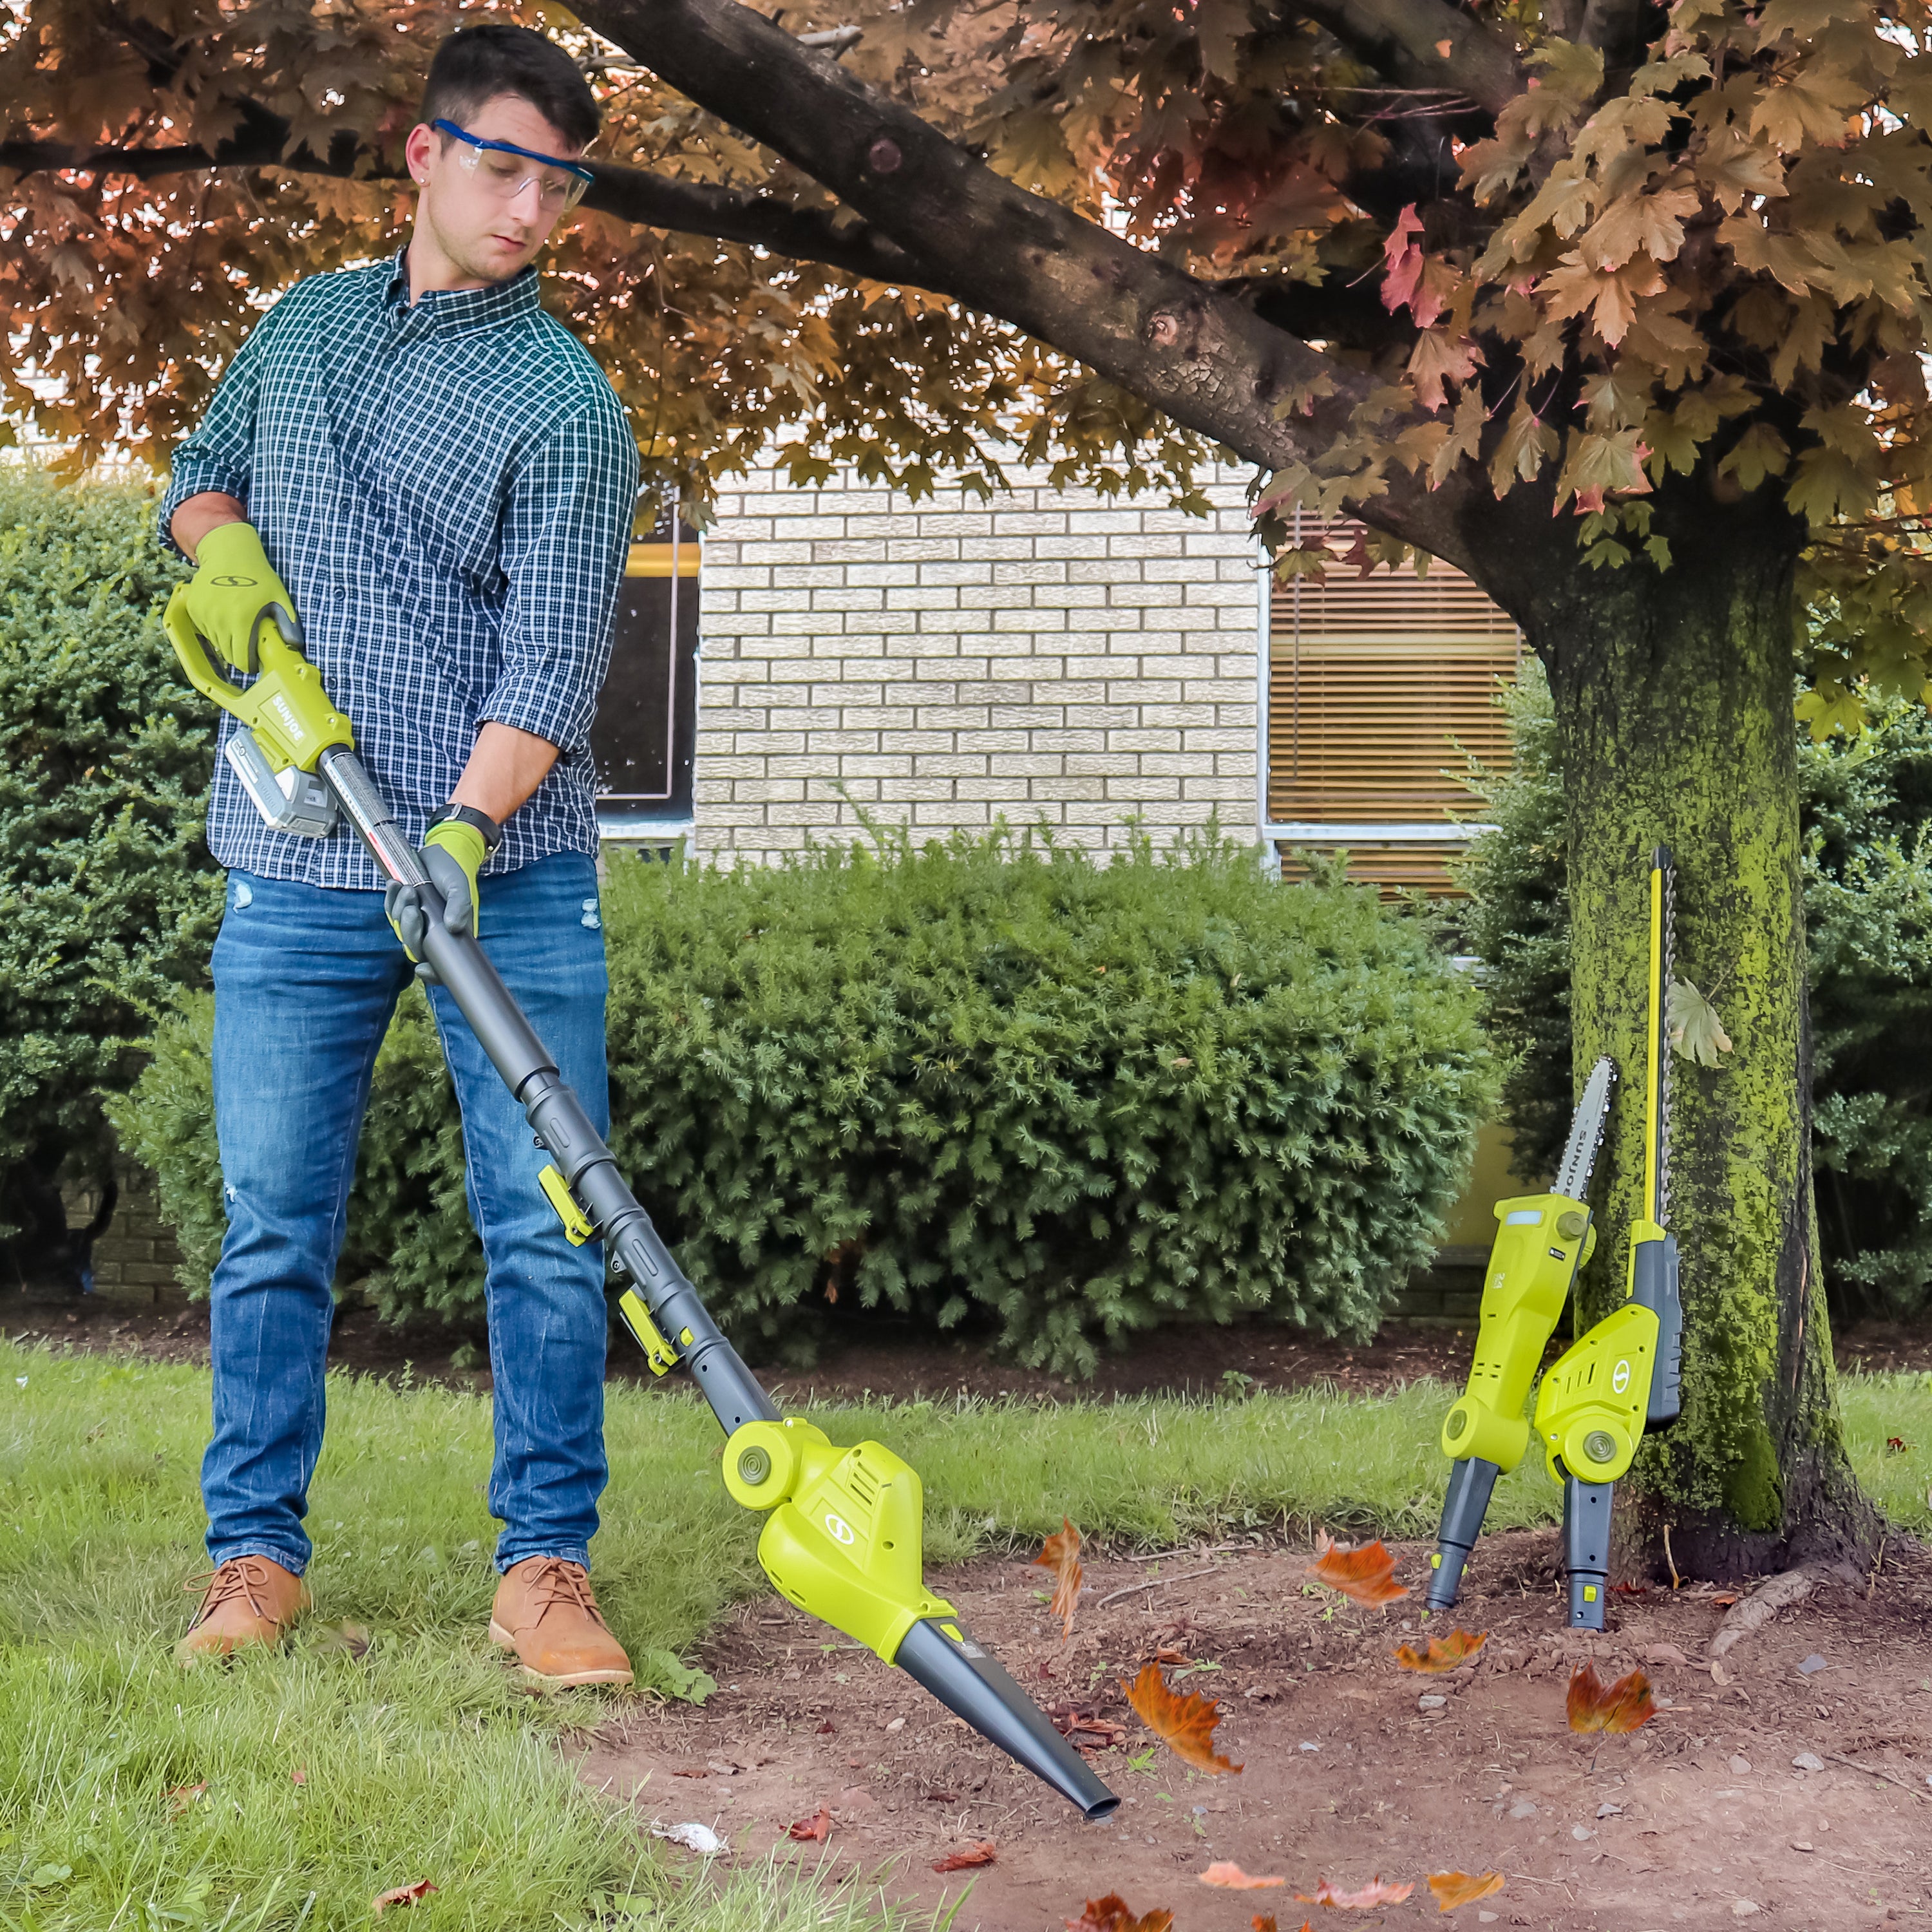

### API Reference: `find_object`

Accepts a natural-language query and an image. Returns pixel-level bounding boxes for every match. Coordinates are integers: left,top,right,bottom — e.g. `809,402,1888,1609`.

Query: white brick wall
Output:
694,463,1263,863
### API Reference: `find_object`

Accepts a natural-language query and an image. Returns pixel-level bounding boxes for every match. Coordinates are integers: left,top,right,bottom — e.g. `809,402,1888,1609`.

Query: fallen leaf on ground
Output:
1251,1920,1315,1932
372,1880,437,1915
1567,1663,1656,1734
1394,1629,1486,1672
1295,1875,1415,1907
933,1841,998,1872
1122,1662,1242,1774
1428,1871,1506,1911
1201,1862,1287,1888
670,1768,709,1779
1065,1897,1175,1932
1154,1644,1193,1665
166,1781,207,1816
1307,1532,1408,1607
816,1720,836,1734
1886,1437,1909,1454
1048,1705,1128,1750
1032,1518,1084,1640
1710,1592,1741,1607
786,1807,831,1842
290,1768,307,1785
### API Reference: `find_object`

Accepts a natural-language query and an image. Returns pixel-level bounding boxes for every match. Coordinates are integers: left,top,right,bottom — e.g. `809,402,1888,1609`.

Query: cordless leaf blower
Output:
164,585,1120,1822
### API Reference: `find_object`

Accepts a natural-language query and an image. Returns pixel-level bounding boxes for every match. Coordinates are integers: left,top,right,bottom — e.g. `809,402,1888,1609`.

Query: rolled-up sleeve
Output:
155,293,299,557
480,390,639,752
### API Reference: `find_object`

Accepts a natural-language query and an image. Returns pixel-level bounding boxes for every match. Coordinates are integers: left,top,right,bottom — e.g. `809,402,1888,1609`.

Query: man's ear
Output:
404,122,436,185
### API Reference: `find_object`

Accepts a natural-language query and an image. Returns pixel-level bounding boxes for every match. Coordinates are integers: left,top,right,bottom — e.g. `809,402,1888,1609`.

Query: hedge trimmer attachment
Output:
163,586,1121,1822
1428,848,1686,1631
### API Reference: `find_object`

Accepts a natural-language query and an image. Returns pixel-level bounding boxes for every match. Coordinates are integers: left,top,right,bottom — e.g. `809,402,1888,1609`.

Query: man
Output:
159,23,640,1686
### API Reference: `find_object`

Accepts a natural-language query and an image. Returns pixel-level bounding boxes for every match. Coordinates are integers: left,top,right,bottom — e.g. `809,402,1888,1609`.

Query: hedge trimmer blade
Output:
1651,846,1676,1227
1553,1057,1616,1203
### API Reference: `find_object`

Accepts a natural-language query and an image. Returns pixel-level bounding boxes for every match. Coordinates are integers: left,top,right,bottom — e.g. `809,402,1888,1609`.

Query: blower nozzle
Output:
896,1616,1120,1820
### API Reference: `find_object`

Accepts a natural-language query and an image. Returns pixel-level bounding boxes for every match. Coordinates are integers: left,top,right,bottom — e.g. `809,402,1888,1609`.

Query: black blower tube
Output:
896,1618,1120,1820
1426,1455,1500,1612
1562,1473,1615,1629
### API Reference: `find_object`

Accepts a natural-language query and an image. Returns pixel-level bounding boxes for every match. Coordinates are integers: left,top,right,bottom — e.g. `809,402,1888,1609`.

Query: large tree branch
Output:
0,109,949,292
569,0,1489,566
1292,0,1528,120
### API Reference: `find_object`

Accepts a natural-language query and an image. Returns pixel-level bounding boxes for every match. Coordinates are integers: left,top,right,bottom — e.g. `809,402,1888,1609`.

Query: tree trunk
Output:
1509,504,1879,1578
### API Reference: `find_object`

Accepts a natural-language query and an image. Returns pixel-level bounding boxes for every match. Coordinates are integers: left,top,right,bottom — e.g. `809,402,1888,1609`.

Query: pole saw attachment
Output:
163,586,1120,1823
1425,1055,1614,1613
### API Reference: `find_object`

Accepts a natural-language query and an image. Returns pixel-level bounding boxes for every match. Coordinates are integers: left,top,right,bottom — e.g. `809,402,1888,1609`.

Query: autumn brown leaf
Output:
1201,1861,1287,1888
933,1840,998,1872
1294,1875,1416,1907
1428,1871,1506,1911
1122,1662,1242,1774
1394,1628,1487,1673
1065,1895,1175,1932
1307,1531,1408,1607
786,1806,831,1842
1251,1920,1316,1932
372,1880,437,1915
1032,1517,1084,1640
1566,1663,1656,1733
166,1781,207,1817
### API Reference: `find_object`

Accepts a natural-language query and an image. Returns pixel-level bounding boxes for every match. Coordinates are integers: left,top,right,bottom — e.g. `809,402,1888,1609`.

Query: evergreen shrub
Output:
0,468,218,1277
1458,661,1932,1321
117,827,1497,1373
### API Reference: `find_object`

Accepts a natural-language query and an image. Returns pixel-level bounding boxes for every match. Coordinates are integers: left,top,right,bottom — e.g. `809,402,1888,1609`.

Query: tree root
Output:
1708,1559,1860,1659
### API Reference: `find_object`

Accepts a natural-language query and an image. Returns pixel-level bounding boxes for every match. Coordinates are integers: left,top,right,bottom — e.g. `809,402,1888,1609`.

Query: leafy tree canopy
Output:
3,0,1928,714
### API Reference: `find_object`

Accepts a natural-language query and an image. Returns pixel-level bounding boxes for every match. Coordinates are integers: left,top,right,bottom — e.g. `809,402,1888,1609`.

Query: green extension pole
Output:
164,587,1120,1822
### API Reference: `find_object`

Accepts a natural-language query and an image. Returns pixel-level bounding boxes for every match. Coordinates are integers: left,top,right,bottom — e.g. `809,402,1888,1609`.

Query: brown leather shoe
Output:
489,1556,633,1689
176,1555,309,1664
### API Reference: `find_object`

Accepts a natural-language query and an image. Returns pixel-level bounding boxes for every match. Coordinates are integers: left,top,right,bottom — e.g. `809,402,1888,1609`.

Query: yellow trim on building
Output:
626,542,701,578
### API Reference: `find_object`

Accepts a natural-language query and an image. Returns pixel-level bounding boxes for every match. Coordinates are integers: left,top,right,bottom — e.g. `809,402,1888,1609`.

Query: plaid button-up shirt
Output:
158,249,639,890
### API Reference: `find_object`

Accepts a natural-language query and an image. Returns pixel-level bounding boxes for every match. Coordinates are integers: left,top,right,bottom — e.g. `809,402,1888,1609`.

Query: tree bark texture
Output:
1514,502,1879,1577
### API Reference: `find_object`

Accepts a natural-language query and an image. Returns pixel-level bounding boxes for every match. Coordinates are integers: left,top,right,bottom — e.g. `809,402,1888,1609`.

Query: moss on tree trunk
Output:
1517,506,1877,1577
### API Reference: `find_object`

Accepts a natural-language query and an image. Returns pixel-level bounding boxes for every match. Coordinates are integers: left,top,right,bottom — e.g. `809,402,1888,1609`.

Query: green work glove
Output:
184,522,299,672
384,813,493,970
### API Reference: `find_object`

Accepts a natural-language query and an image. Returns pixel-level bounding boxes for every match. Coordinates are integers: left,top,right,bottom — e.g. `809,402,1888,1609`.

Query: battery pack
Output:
224,729,337,838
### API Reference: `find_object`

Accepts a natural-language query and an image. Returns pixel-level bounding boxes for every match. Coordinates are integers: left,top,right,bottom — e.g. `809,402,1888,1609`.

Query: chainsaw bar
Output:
1553,1055,1617,1203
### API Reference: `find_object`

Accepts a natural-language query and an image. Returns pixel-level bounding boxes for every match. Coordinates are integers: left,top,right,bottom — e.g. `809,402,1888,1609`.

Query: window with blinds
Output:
1269,522,1519,892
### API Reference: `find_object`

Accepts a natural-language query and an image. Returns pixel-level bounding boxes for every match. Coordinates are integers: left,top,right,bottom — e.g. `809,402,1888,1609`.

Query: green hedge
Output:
116,828,1497,1374
1457,660,1932,1321
0,469,218,1278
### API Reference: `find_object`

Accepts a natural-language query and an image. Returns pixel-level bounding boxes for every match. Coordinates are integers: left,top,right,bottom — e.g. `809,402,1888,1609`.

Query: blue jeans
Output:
204,853,611,1578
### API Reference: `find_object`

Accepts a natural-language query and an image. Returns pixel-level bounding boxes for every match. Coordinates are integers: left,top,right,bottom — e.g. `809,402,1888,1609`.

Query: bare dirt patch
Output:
583,1531,1932,1932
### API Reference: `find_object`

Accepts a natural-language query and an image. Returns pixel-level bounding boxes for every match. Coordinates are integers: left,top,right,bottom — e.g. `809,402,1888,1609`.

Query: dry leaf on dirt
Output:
786,1807,831,1842
1428,1870,1506,1911
1887,1436,1909,1454
1065,1897,1175,1932
372,1880,437,1916
1307,1531,1408,1607
1251,1920,1315,1932
1566,1663,1656,1734
1393,1629,1486,1673
1122,1662,1243,1775
1294,1875,1416,1907
166,1781,207,1817
1200,1861,1287,1888
1032,1517,1084,1640
933,1841,998,1872
1048,1705,1127,1751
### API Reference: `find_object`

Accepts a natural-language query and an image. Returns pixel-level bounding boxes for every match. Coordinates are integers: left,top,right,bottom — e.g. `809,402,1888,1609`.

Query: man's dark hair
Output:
421,24,600,153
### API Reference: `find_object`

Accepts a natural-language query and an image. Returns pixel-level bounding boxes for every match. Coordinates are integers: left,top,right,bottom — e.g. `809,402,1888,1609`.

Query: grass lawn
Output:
1,1335,1924,1929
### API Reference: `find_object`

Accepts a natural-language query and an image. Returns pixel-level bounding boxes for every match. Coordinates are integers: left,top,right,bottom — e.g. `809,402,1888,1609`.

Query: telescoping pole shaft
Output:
318,745,777,1434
